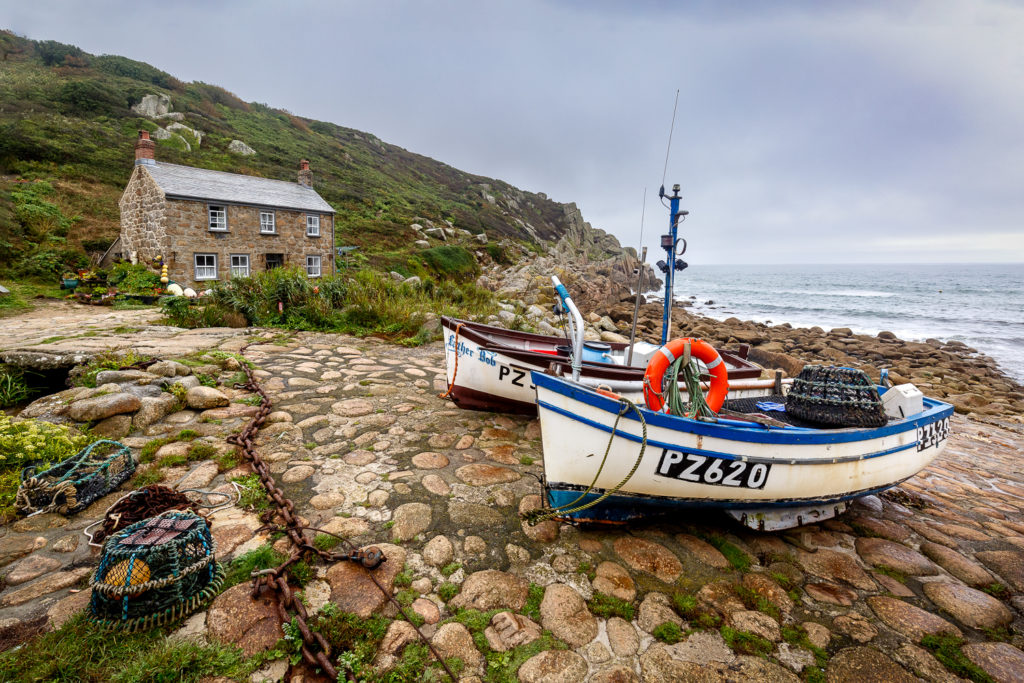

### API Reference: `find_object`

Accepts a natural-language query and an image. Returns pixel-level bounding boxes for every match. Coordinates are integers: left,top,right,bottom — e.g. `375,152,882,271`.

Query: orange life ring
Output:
643,338,729,414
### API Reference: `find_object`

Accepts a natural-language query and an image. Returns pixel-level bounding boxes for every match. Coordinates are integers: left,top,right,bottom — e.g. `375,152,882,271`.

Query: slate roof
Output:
143,161,335,213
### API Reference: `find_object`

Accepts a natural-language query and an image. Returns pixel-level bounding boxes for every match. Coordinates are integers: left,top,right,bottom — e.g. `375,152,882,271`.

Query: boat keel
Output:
725,501,851,532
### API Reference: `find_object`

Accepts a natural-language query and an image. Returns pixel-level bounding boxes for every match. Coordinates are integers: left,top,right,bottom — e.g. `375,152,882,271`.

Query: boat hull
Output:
533,371,953,524
442,317,775,415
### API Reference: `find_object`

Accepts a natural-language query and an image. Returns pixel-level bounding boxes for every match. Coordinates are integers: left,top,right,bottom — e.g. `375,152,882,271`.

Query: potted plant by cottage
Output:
61,272,79,290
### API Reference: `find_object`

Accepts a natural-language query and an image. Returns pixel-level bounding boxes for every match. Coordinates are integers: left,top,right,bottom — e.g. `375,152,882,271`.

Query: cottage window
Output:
230,254,250,278
306,255,321,278
259,211,276,234
306,215,320,237
194,253,218,280
208,205,227,231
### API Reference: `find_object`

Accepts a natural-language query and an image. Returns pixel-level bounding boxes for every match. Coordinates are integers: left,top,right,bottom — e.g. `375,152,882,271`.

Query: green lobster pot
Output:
17,440,135,516
90,510,224,631
786,365,888,428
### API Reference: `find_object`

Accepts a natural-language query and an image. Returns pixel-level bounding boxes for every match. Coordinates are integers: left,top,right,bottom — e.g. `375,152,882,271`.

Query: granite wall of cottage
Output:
118,166,335,287
162,200,334,287
118,165,167,265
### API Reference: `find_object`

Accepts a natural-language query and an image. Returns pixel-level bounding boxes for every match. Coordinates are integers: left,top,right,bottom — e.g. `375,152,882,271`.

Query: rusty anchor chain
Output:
226,345,456,682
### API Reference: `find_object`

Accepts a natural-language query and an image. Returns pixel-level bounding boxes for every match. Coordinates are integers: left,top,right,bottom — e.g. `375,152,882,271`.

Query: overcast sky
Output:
8,1,1024,264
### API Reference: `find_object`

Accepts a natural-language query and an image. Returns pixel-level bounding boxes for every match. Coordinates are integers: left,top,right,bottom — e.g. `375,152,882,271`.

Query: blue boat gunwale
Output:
532,371,954,447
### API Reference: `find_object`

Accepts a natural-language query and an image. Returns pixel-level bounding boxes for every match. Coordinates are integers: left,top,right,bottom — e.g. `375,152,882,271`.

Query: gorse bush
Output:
162,267,496,343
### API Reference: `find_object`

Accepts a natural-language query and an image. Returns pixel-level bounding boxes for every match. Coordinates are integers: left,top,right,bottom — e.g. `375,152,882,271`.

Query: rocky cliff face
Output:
481,202,660,315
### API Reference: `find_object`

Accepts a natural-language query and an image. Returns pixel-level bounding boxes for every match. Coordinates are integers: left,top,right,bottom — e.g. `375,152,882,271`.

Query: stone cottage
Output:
118,131,335,287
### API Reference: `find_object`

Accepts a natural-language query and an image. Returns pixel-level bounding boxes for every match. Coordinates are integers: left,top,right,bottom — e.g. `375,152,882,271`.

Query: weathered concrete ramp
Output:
0,301,249,369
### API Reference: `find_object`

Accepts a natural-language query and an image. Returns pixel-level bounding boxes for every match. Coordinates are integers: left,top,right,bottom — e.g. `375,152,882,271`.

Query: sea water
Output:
666,263,1024,383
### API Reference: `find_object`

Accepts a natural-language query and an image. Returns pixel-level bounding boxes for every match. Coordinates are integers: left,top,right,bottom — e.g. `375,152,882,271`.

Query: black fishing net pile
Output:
785,365,887,428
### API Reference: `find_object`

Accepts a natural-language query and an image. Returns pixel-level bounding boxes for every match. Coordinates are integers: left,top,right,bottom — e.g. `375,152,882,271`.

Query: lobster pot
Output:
786,365,887,428
17,440,135,516
90,511,224,630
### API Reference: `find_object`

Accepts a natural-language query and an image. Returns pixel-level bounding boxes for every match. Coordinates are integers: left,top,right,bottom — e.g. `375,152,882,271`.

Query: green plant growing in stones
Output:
769,570,799,592
232,473,271,512
982,626,1012,643
235,394,262,406
781,625,828,668
721,626,773,658
873,564,908,584
187,443,216,461
734,585,782,622
394,566,413,588
310,608,388,678
672,593,698,619
168,383,189,406
704,535,752,571
223,545,287,590
132,467,164,488
440,562,461,577
158,453,187,468
313,533,342,551
214,450,239,472
920,634,995,683
483,631,567,683
653,622,684,644
519,456,534,466
304,441,317,450
288,560,312,586
74,350,152,388
0,365,31,408
437,582,460,602
587,592,635,621
195,373,218,388
522,583,544,622
395,588,418,608
981,583,1010,600
803,666,827,683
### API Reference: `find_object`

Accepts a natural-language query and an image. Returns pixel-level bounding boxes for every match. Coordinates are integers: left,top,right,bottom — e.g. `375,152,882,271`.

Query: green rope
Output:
523,398,648,525
664,342,717,420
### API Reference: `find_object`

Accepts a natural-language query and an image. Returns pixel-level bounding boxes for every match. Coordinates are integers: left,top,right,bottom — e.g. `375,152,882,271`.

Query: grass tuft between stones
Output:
587,591,635,621
781,625,829,668
522,583,544,622
920,634,995,683
653,622,684,644
721,625,773,658
223,544,287,589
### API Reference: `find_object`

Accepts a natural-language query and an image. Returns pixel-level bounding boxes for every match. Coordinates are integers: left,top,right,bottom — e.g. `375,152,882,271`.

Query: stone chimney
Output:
297,159,312,187
134,130,155,165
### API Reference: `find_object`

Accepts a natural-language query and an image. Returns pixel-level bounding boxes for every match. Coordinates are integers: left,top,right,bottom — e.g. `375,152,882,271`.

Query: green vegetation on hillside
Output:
161,267,497,344
0,30,570,280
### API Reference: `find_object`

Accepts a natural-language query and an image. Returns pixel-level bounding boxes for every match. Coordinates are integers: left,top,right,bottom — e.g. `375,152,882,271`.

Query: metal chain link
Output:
227,344,456,682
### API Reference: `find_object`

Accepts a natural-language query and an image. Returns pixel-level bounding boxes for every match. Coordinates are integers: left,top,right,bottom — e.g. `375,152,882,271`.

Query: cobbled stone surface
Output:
1,314,1023,681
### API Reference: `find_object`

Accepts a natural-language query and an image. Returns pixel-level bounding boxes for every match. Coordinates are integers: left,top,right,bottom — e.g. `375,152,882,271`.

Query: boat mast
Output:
658,183,688,344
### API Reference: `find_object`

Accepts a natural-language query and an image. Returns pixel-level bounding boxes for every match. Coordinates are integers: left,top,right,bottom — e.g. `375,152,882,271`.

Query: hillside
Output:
0,30,638,282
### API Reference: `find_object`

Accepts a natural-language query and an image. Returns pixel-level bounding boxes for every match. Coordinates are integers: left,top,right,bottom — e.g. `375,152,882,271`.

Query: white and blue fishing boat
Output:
527,184,954,531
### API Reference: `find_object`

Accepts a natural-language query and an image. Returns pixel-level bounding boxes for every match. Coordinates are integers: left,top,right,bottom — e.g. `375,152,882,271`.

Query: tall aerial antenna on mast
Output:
661,89,680,191
657,90,688,344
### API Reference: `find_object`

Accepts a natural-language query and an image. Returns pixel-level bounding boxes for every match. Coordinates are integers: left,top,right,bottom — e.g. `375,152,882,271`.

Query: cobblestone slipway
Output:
1,303,1023,682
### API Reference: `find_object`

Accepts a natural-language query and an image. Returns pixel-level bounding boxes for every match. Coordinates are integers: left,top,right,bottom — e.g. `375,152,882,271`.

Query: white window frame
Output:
259,211,276,234
208,205,227,232
306,255,321,278
230,254,250,278
194,253,218,280
306,214,320,237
